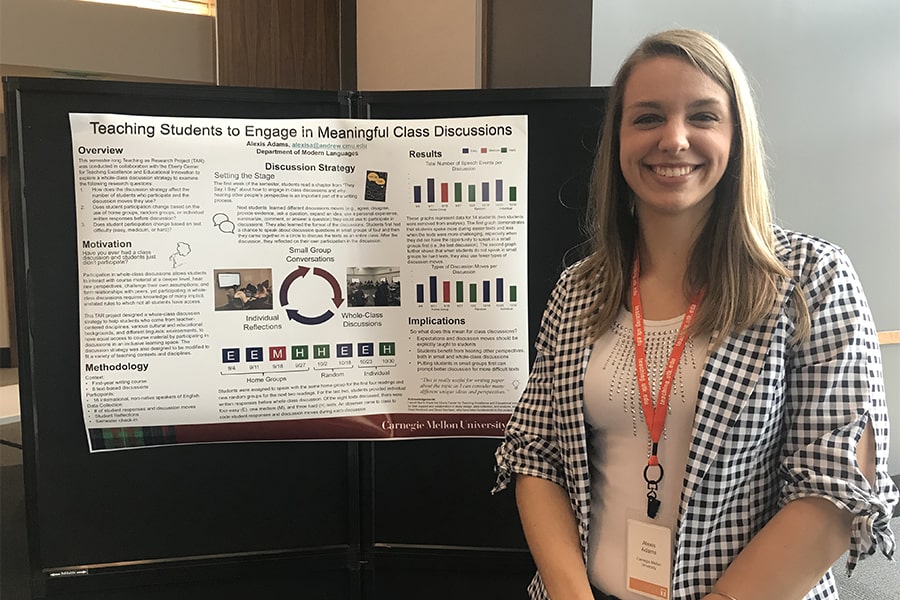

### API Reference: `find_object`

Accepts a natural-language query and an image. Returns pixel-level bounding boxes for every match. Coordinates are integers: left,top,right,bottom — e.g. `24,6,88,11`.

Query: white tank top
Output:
584,307,709,599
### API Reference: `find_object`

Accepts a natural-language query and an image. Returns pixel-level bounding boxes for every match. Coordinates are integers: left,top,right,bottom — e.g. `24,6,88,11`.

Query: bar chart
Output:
412,178,518,204
415,275,518,304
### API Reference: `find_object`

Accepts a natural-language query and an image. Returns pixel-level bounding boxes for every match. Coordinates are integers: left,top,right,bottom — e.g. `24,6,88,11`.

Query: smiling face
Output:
619,56,734,223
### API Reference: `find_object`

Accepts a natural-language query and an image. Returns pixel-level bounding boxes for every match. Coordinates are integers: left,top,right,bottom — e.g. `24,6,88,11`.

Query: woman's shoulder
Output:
554,258,599,296
540,258,601,313
771,224,850,276
559,258,588,280
771,224,869,313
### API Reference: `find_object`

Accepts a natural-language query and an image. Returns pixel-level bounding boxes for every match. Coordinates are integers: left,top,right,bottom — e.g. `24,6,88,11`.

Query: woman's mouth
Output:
649,164,698,177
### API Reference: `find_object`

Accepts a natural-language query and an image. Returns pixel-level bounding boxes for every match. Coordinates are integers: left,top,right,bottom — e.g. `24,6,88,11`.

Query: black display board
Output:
4,78,607,599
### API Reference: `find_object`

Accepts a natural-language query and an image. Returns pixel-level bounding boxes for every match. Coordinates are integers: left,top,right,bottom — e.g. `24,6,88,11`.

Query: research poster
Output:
70,113,529,451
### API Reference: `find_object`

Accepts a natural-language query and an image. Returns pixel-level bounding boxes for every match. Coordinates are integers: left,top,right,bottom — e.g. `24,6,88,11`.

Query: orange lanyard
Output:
630,253,702,518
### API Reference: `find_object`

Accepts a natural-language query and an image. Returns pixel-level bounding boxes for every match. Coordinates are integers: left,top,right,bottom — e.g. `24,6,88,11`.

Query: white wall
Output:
0,0,215,82
356,0,482,91
590,0,900,472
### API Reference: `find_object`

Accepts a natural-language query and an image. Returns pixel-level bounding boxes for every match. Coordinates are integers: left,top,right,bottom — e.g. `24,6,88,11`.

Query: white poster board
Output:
70,114,529,451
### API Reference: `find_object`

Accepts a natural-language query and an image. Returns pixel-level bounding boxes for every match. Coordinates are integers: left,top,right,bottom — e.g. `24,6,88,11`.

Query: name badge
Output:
626,519,672,599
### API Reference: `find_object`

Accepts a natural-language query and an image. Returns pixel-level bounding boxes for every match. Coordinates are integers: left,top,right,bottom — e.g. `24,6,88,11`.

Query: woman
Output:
494,29,897,600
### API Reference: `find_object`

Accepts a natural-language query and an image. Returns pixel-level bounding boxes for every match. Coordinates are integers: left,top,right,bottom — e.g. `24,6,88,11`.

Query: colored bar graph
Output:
413,178,518,205
416,276,519,304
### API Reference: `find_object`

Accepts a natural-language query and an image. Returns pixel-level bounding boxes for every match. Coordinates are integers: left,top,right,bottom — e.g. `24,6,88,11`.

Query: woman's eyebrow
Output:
623,100,663,111
623,98,726,111
688,98,727,109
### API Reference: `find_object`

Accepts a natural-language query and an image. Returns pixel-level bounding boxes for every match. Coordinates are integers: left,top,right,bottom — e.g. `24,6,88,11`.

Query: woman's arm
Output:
704,240,897,600
702,423,876,600
516,474,595,600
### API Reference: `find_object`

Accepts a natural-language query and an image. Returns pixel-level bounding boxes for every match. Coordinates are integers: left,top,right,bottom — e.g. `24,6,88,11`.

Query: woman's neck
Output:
638,214,703,275
633,212,705,319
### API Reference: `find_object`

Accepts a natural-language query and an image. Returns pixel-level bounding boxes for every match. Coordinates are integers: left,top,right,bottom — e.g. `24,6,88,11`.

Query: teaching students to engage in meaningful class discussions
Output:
493,28,898,600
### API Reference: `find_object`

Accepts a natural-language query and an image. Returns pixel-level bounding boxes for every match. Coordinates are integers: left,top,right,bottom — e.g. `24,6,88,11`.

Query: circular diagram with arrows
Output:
279,266,345,325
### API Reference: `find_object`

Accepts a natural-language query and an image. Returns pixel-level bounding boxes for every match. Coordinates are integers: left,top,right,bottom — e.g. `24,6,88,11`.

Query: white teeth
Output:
652,165,695,177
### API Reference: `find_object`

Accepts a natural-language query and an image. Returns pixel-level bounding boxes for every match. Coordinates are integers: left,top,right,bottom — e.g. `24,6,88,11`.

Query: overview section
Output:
70,114,529,451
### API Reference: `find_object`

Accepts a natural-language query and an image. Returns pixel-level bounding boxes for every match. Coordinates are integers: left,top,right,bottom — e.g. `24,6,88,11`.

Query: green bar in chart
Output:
456,281,464,302
510,285,517,302
468,184,476,202
469,283,477,302
510,186,517,202
454,182,462,203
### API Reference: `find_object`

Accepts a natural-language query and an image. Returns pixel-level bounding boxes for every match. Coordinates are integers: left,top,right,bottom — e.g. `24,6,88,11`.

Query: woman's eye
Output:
692,112,720,123
633,114,662,126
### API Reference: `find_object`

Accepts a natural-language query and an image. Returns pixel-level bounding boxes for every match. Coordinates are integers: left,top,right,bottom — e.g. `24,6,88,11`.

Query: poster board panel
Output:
6,78,355,580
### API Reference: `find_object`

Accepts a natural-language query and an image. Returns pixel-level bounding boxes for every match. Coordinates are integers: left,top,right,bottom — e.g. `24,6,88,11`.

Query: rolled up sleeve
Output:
494,270,571,494
781,245,898,573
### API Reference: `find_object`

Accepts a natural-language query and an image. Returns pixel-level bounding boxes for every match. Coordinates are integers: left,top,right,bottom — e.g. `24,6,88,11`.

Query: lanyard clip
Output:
646,491,661,519
644,463,663,519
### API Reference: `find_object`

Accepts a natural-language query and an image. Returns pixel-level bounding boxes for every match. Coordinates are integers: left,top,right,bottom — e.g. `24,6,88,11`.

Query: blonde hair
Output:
576,29,808,345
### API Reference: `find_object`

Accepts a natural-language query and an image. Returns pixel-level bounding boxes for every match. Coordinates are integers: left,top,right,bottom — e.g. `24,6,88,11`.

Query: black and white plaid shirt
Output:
494,225,898,600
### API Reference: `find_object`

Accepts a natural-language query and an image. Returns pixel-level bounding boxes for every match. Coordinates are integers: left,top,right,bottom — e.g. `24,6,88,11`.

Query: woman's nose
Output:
658,119,689,152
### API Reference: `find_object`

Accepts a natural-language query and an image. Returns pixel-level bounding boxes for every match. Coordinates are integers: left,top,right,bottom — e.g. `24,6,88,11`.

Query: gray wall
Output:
590,0,900,473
